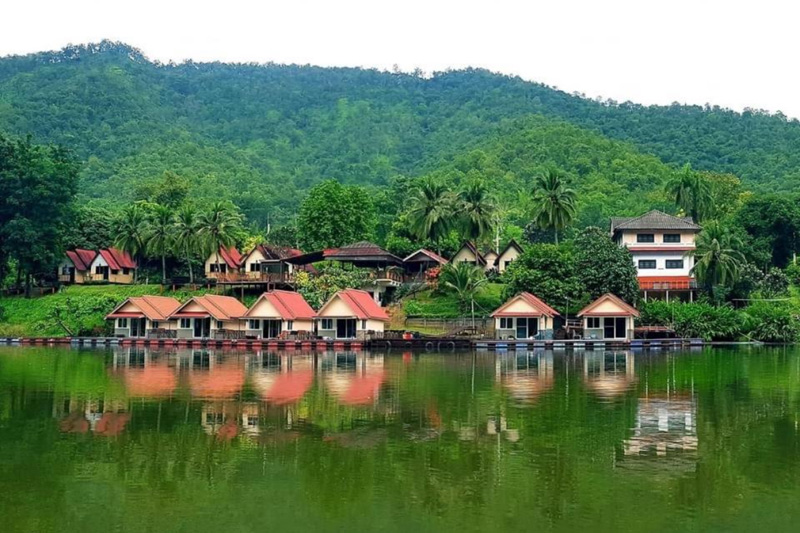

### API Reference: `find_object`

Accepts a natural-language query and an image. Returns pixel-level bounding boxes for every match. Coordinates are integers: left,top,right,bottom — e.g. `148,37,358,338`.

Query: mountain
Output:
1,41,798,225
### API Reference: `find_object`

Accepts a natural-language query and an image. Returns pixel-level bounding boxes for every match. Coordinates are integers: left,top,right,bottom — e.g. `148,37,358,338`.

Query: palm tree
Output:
407,177,455,252
691,220,745,296
114,205,147,283
146,204,175,284
197,201,243,276
174,205,200,284
666,164,712,222
458,180,495,242
439,262,487,326
530,169,577,245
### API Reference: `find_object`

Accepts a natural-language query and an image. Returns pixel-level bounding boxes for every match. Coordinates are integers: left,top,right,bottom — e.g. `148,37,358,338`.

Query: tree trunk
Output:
25,272,31,299
133,255,138,283
161,254,167,285
215,249,222,280
187,246,194,284
554,229,559,246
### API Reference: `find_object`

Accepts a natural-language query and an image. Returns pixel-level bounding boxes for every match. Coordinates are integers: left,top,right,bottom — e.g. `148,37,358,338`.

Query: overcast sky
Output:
3,0,799,117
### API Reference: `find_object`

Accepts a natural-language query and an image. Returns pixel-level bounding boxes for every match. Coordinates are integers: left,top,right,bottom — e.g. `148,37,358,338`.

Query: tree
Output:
665,164,712,222
407,177,455,251
574,227,639,304
737,194,800,268
501,244,584,311
114,205,148,283
145,204,175,284
692,221,746,298
174,205,200,284
197,201,243,276
64,205,116,250
458,180,495,242
297,180,377,251
134,170,190,208
439,262,487,324
294,263,369,309
530,170,576,245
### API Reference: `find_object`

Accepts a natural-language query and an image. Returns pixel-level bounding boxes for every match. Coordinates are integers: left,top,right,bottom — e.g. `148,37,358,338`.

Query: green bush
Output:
785,263,800,286
742,302,799,343
639,301,742,341
403,300,424,317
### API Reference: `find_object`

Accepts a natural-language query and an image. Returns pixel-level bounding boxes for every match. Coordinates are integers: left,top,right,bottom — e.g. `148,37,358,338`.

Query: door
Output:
336,319,356,339
130,318,147,337
615,317,627,339
515,318,539,339
193,318,211,338
263,319,282,339
603,317,628,339
69,267,75,283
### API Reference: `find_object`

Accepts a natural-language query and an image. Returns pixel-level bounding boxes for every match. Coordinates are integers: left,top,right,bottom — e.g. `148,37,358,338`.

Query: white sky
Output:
3,0,799,117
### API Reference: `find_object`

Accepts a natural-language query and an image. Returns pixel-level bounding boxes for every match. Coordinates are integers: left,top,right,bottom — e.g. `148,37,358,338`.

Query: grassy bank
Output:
401,283,505,319
0,285,216,337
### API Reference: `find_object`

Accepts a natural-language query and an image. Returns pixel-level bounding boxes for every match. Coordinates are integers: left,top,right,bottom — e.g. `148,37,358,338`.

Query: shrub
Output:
760,267,790,297
403,300,424,317
639,301,742,341
785,262,800,286
742,302,799,343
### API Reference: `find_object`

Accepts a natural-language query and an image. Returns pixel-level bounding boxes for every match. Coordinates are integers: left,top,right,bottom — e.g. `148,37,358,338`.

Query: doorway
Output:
262,319,282,339
130,317,147,338
193,317,211,338
603,317,627,339
515,317,539,339
336,319,357,339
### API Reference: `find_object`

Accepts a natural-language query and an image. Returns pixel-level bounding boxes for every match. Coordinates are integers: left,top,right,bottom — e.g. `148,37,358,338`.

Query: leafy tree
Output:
530,170,576,245
407,177,455,252
639,300,742,341
743,302,799,343
297,180,376,251
197,201,243,276
665,164,712,222
133,170,190,208
759,267,790,298
174,205,201,284
64,205,117,250
692,221,746,298
737,194,800,268
501,244,584,311
294,263,368,308
458,180,495,242
574,227,639,304
144,205,174,284
114,205,148,283
438,262,487,324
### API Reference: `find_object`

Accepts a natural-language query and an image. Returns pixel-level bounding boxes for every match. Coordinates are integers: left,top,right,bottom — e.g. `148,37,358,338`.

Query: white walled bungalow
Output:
242,290,316,339
491,292,559,340
60,248,137,285
315,289,389,340
577,293,640,341
105,296,182,338
170,295,248,339
451,241,487,268
495,240,523,273
204,247,243,280
240,244,303,280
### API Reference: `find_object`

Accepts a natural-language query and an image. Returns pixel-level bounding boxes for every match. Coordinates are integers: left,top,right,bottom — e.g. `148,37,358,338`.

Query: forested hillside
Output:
1,41,799,227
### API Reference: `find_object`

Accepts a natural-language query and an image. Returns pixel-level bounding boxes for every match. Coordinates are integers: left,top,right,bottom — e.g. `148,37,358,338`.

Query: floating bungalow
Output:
105,295,182,338
59,247,137,284
170,295,248,339
315,289,389,340
491,292,559,340
577,293,640,341
242,290,316,339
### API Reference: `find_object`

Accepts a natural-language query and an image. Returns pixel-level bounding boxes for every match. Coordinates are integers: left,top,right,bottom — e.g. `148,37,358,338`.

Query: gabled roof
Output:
454,241,486,266
496,240,523,263
106,295,181,321
577,293,640,318
610,210,701,233
403,249,448,265
210,246,243,269
171,294,248,321
318,289,390,322
287,241,403,266
245,243,304,263
65,249,97,271
244,290,316,320
98,247,136,270
491,292,559,318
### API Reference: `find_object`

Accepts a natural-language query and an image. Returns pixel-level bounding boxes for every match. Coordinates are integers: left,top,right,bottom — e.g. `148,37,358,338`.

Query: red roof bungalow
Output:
240,243,304,281
59,247,137,284
315,289,390,340
204,246,243,280
105,295,182,338
170,294,248,339
577,293,640,341
242,290,316,339
491,292,559,340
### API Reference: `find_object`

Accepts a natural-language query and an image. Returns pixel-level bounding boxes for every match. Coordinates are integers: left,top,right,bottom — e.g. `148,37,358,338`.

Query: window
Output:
637,234,655,243
638,260,657,269
123,268,130,275
499,317,513,329
248,319,260,330
249,263,260,272
216,321,224,330
61,265,70,275
152,321,159,329
666,259,684,269
95,265,103,274
180,318,191,329
321,318,333,330
587,317,600,329
209,264,227,273
663,234,681,243
117,318,128,328
360,320,367,330
286,320,294,331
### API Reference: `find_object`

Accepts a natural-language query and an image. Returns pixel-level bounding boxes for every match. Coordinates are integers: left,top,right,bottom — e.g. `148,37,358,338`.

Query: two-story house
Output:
611,210,701,301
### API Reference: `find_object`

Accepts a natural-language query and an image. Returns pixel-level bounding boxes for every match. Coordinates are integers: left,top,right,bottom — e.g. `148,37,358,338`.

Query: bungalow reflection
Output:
582,351,637,399
495,351,555,405
623,395,698,458
54,393,129,436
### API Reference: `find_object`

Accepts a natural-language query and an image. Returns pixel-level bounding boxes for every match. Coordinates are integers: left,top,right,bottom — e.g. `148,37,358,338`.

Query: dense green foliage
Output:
574,227,639,303
297,180,376,250
639,301,742,341
294,262,369,309
501,245,585,310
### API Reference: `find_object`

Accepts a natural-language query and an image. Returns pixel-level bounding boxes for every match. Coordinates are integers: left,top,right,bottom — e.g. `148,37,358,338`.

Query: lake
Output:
0,346,799,532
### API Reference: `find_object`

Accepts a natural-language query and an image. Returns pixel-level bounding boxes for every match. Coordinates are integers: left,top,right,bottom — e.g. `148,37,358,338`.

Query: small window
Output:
663,234,681,243
216,321,224,330
152,321,159,329
249,263,260,272
286,320,294,331
62,265,70,275
587,317,600,329
360,320,367,330
637,234,655,243
666,259,684,269
117,318,128,328
180,318,191,329
499,317,513,329
123,268,130,275
248,319,260,330
638,260,657,269
320,318,333,330
95,266,103,274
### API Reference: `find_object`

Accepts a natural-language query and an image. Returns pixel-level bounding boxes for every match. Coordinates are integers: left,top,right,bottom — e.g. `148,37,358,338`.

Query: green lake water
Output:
1,346,799,532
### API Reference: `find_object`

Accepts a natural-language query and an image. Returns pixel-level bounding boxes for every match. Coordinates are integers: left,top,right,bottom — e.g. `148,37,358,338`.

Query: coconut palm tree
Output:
145,204,175,284
114,205,147,283
531,169,577,245
197,201,243,276
174,205,200,284
439,262,487,326
691,220,745,296
458,180,495,242
407,177,455,252
666,163,712,222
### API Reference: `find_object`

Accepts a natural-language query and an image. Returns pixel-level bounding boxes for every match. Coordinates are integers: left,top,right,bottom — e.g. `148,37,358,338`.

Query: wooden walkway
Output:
0,336,363,351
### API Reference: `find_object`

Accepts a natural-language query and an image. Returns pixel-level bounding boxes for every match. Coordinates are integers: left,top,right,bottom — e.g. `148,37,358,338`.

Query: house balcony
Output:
367,269,407,285
213,272,296,284
638,278,698,291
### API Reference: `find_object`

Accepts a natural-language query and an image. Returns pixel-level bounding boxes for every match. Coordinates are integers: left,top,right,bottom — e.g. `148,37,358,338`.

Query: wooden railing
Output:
639,279,698,291
213,272,296,284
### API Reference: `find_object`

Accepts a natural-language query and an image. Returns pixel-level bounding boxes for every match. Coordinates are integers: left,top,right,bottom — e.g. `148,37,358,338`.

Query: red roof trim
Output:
577,293,640,318
491,292,559,318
